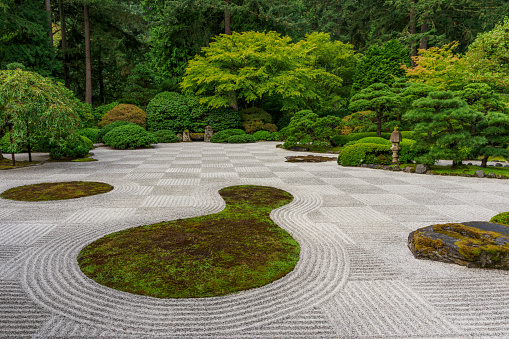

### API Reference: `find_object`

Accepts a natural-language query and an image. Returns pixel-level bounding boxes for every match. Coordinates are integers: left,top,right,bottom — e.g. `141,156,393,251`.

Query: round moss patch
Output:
77,185,300,298
0,181,113,201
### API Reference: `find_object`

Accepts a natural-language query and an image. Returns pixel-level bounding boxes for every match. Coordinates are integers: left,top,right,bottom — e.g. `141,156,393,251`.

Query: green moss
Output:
77,185,300,299
0,181,113,201
412,231,445,254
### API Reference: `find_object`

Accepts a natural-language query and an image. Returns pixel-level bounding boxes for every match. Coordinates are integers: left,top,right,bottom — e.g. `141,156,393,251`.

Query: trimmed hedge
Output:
77,128,100,143
99,104,146,128
206,107,242,132
338,143,392,166
153,129,179,143
241,107,277,134
352,137,392,146
490,212,509,225
252,130,272,141
80,136,94,150
210,129,245,143
97,121,137,143
227,134,256,143
103,125,157,149
49,136,91,159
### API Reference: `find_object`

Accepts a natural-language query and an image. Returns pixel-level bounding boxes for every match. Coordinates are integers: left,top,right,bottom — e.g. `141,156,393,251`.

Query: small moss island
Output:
77,185,300,298
0,181,113,201
408,220,509,270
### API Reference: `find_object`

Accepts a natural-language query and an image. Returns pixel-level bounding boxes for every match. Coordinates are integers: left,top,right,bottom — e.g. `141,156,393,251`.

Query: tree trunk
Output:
481,156,489,168
8,125,15,167
419,13,429,50
376,112,382,137
228,91,238,110
98,47,104,104
26,121,32,162
45,0,53,48
224,0,231,35
84,3,93,105
410,0,417,67
336,2,341,39
58,0,70,89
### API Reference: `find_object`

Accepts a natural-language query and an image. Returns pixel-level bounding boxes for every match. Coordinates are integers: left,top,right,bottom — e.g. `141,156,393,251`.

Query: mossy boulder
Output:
408,221,509,269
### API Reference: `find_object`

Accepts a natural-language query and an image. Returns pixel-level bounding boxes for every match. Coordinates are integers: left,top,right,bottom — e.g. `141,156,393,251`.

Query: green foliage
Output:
403,91,485,165
349,83,401,136
93,102,119,125
77,128,100,143
351,40,409,95
181,31,343,112
398,138,427,163
99,104,147,128
210,129,246,143
347,132,391,141
80,136,94,150
97,121,137,143
0,69,81,155
121,63,159,109
227,134,256,143
103,125,158,150
338,143,392,166
5,63,25,71
146,91,207,132
252,130,272,141
205,107,242,132
241,107,277,134
0,133,25,153
490,212,509,226
282,110,342,148
49,136,91,160
464,17,509,92
152,130,179,143
352,137,391,145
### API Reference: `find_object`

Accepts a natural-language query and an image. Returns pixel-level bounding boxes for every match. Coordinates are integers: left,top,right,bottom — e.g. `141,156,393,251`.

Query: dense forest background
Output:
1,0,508,108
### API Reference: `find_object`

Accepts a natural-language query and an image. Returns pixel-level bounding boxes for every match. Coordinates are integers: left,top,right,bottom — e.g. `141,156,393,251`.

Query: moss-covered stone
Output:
408,221,509,270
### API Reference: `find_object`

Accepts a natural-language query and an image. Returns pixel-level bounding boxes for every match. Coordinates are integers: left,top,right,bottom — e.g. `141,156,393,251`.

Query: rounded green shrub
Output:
153,129,179,143
227,134,256,143
253,130,272,141
49,136,91,159
490,212,509,226
338,143,392,166
97,121,137,143
398,138,428,163
269,132,282,141
330,135,349,146
99,104,147,128
146,92,189,132
241,107,277,134
80,136,94,150
347,132,391,142
77,128,100,143
210,129,245,143
206,107,242,132
354,137,392,145
103,125,157,149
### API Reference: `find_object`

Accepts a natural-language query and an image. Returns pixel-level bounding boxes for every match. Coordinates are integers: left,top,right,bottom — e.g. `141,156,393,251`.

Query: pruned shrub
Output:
330,135,349,146
77,128,100,143
282,110,342,148
153,129,179,143
253,130,272,141
93,102,119,125
352,137,391,146
103,125,157,149
227,134,256,143
398,138,427,163
210,129,245,143
80,136,94,150
49,136,91,159
99,104,146,128
490,212,509,226
338,143,392,166
206,107,242,132
146,92,207,132
97,121,137,143
346,132,391,141
241,107,277,134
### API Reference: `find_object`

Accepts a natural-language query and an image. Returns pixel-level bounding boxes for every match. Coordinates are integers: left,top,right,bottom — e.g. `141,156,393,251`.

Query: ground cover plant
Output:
0,181,113,201
77,185,300,298
0,158,38,170
103,124,157,149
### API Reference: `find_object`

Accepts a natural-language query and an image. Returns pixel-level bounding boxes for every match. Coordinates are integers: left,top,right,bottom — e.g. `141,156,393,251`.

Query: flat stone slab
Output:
408,221,509,269
285,155,336,162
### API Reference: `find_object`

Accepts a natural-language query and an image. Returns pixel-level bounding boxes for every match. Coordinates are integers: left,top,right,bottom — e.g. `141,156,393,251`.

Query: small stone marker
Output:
475,170,485,178
415,164,428,174
204,125,213,142
389,126,403,164
182,129,191,142
177,133,183,142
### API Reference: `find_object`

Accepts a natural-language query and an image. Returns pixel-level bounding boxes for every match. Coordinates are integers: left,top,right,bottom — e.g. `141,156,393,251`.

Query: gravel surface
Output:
1,142,508,338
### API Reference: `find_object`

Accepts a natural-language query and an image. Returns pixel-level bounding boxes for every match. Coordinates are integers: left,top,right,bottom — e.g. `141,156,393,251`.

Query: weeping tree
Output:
0,69,81,165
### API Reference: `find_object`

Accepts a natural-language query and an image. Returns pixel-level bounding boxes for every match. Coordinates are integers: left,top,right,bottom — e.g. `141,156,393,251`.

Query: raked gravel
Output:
1,142,508,338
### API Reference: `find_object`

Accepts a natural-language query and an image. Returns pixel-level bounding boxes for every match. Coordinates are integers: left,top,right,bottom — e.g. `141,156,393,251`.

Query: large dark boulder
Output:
408,221,509,269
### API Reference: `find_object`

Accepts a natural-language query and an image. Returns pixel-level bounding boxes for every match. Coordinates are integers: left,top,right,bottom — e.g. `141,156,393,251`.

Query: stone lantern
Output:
390,126,403,164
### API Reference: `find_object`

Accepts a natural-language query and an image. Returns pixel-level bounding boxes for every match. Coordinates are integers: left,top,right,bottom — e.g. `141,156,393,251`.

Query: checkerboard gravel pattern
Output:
1,142,508,338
